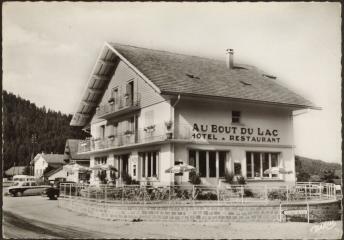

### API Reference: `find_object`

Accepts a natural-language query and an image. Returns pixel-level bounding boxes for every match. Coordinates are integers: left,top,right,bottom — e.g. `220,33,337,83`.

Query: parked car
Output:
41,181,75,200
8,181,50,197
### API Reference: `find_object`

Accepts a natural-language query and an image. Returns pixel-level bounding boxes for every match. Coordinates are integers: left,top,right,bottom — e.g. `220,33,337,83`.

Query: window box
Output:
165,120,173,131
108,135,115,140
124,130,133,135
144,125,156,133
108,98,115,104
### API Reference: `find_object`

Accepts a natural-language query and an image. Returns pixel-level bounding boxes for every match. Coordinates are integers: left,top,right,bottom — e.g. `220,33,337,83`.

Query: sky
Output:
3,2,341,163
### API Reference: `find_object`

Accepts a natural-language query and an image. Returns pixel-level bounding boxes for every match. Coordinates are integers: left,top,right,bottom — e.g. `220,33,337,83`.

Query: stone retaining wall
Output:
58,198,341,222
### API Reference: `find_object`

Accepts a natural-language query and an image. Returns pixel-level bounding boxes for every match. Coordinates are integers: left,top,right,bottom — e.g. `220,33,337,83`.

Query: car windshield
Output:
12,182,20,186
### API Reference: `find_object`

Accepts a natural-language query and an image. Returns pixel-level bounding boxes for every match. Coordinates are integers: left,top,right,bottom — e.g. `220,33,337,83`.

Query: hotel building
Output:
71,43,315,186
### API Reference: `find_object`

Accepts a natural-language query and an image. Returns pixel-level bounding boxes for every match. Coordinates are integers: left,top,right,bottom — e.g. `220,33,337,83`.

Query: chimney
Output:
226,49,234,69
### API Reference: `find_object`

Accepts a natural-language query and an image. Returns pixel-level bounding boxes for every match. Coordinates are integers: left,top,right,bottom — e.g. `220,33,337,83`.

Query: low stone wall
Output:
58,197,341,222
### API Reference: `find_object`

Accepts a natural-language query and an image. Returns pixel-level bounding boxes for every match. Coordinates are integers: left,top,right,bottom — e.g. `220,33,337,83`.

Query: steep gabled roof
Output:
31,153,65,166
109,43,314,108
71,42,316,127
64,139,89,161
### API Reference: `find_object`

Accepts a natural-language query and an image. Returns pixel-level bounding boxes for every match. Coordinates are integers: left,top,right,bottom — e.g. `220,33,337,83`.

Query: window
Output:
189,150,228,178
126,81,134,106
111,87,118,100
246,152,279,179
140,151,159,178
232,111,241,123
100,125,105,139
95,156,107,165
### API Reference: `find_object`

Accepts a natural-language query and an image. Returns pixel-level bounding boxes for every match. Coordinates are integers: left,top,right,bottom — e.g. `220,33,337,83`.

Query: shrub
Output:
244,189,254,197
268,189,287,201
122,172,139,185
224,172,235,184
189,171,201,185
196,190,218,200
97,170,107,184
237,176,246,185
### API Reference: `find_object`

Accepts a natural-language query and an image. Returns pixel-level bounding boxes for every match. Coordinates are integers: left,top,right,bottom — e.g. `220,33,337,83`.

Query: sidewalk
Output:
3,195,342,239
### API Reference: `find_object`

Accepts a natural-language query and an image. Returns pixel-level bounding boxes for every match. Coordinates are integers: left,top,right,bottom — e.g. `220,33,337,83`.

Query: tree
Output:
321,169,338,183
23,166,31,175
2,90,90,174
296,170,310,182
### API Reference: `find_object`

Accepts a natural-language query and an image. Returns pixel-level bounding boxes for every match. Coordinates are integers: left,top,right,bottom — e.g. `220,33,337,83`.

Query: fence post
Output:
286,185,289,202
121,186,124,204
305,185,307,201
217,185,219,203
105,186,107,203
319,182,322,199
192,185,195,204
265,185,268,202
241,185,244,204
69,184,72,198
168,185,171,205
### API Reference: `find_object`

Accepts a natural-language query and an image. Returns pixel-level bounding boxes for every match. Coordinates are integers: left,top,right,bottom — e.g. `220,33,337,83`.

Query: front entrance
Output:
189,150,228,179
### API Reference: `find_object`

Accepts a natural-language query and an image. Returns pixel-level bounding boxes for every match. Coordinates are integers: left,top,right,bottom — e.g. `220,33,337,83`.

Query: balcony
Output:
95,93,140,120
78,122,176,153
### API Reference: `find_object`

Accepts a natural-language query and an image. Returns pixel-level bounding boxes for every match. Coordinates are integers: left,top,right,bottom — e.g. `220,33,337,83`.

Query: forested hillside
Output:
3,90,89,172
295,155,341,182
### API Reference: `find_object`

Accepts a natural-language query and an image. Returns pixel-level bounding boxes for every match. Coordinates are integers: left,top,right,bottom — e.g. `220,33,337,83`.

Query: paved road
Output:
3,194,343,239
3,210,98,239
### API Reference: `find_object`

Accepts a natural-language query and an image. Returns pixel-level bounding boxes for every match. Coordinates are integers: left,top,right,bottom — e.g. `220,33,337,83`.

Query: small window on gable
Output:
232,111,241,124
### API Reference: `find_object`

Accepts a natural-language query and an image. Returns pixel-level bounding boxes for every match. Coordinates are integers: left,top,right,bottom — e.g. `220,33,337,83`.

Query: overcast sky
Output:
3,2,341,163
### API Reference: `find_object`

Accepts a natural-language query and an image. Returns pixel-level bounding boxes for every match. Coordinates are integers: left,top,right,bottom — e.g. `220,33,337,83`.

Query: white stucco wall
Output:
34,155,48,178
48,168,68,181
175,99,294,146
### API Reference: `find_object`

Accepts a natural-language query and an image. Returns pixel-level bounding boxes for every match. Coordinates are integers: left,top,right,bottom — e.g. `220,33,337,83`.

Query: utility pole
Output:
31,134,37,176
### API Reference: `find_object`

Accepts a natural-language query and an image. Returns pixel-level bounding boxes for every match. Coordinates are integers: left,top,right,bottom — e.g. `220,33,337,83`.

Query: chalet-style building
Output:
71,43,315,186
31,153,65,179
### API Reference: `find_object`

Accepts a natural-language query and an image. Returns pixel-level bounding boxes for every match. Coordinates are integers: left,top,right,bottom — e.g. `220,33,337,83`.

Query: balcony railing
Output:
96,93,141,119
77,124,200,153
78,122,174,153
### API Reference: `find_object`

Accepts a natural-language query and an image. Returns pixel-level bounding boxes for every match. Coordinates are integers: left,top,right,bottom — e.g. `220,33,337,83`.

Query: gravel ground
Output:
3,194,342,239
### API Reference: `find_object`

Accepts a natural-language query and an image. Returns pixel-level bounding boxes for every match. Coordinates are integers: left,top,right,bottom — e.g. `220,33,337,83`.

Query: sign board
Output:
280,203,310,223
191,123,281,144
282,209,308,216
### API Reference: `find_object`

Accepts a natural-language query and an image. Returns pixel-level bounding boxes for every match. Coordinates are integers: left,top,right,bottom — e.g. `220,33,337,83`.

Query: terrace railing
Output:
59,182,338,205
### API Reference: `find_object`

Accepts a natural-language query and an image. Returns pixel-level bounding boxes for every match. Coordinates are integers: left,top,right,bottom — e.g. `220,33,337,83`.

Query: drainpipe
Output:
170,94,181,185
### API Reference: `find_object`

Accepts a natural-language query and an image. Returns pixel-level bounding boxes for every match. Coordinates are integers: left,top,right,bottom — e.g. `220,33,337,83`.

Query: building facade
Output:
71,43,315,186
31,153,65,179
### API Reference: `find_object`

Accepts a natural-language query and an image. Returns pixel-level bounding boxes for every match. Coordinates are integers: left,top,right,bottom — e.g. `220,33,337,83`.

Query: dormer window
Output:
232,111,241,124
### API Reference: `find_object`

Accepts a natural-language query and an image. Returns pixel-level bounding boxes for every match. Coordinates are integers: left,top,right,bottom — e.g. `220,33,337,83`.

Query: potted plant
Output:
108,97,115,104
165,120,173,131
107,134,115,140
124,130,133,135
144,125,156,133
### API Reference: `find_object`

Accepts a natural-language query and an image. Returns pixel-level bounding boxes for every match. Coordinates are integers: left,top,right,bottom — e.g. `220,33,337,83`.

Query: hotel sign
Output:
191,123,281,143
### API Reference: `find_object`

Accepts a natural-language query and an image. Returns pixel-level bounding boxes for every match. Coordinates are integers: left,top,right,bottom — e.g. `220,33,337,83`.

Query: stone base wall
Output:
58,198,341,222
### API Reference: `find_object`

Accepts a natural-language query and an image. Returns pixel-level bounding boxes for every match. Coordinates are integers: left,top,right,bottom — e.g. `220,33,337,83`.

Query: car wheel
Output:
16,191,23,197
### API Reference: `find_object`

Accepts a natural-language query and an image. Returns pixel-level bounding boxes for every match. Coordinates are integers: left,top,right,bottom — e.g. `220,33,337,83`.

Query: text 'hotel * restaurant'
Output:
71,42,317,187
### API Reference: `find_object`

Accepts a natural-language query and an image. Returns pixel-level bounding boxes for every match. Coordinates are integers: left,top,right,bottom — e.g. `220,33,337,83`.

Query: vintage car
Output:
8,181,51,197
